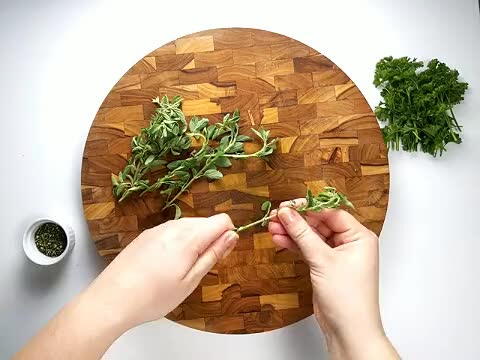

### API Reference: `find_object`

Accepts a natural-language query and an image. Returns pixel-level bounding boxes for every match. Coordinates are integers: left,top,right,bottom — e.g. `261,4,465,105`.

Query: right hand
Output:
268,202,399,359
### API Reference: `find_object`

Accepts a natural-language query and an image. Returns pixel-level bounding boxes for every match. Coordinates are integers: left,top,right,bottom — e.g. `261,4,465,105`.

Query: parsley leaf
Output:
374,56,468,157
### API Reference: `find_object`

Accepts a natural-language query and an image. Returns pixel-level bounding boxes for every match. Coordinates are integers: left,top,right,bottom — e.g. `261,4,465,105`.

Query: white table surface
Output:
1,0,479,358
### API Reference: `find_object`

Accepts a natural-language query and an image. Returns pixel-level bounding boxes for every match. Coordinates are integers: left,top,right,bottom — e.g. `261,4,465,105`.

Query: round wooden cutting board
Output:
81,28,389,334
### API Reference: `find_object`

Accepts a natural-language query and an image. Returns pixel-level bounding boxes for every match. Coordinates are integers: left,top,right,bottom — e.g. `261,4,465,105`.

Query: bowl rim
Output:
23,218,74,265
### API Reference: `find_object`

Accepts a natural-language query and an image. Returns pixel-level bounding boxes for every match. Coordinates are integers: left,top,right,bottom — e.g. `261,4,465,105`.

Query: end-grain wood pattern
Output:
81,28,390,334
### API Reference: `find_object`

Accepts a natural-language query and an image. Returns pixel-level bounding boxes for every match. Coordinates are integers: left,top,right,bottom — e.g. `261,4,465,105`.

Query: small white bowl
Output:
23,218,75,265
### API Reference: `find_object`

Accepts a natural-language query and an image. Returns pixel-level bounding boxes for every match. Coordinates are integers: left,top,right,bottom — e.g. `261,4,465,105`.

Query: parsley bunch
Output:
235,187,353,233
374,56,468,156
112,96,277,217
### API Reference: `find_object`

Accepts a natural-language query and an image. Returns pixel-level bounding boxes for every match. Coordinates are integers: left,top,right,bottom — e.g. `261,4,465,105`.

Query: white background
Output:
0,0,478,358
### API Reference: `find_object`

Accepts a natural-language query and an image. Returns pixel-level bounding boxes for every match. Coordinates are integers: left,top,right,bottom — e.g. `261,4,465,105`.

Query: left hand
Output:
84,214,237,328
13,215,238,360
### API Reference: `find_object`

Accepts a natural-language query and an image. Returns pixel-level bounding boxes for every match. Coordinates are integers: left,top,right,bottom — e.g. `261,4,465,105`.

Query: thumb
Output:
183,230,238,285
278,207,332,264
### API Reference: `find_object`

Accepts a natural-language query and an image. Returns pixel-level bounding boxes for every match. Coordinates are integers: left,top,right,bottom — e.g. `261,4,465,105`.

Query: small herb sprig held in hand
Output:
374,56,468,157
112,96,277,218
235,187,353,233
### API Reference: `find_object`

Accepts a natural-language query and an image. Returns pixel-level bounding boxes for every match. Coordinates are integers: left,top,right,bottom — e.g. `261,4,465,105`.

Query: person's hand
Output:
14,215,237,360
85,214,238,328
268,201,399,359
269,204,381,336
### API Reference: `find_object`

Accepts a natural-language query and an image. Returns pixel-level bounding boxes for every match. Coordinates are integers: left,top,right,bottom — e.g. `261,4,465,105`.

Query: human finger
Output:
272,234,299,251
279,198,307,209
268,221,288,235
307,209,361,234
305,214,333,238
183,230,238,284
185,213,235,254
278,207,332,264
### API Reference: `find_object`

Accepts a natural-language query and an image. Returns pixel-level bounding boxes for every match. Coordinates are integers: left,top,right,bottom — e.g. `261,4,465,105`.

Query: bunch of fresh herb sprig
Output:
235,187,353,233
374,56,468,157
112,96,277,217
111,96,189,202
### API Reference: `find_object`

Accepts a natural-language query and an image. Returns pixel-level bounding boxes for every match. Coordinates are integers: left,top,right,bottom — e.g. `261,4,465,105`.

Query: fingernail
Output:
278,207,299,225
222,231,238,259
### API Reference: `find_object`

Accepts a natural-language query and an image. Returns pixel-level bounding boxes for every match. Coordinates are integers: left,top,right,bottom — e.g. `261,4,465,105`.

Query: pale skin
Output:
14,203,399,360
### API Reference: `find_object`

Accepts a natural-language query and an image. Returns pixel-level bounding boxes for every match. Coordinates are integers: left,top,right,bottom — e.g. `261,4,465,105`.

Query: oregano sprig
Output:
234,187,353,233
160,111,277,213
112,96,277,218
112,95,190,202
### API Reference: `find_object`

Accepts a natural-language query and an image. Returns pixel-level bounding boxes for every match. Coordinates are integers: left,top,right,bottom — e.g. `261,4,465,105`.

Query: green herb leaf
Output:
261,200,272,211
230,142,244,153
150,159,167,168
167,160,184,170
236,135,252,142
220,136,230,147
260,201,272,226
206,125,217,139
189,116,209,132
374,56,468,157
215,156,232,168
261,147,274,156
204,169,223,180
145,155,155,165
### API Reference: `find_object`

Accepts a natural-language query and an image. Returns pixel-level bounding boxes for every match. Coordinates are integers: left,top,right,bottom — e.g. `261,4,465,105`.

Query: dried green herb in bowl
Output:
34,222,67,257
23,219,75,265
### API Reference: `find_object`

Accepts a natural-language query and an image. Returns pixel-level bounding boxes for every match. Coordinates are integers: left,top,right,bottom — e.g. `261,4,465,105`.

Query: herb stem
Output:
449,106,461,131
162,124,243,210
222,146,267,159
234,187,353,233
161,164,205,210
235,214,276,233
161,140,232,211
179,132,269,164
186,132,208,150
